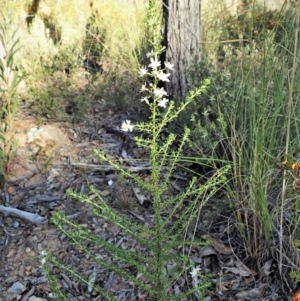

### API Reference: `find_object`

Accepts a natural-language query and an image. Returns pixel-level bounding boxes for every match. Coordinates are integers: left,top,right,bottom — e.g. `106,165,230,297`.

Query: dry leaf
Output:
104,272,114,292
259,259,273,277
235,260,256,277
111,281,128,291
198,246,217,257
201,235,232,255
128,210,145,221
133,187,148,205
100,190,111,197
224,266,252,277
235,286,266,299
7,186,15,194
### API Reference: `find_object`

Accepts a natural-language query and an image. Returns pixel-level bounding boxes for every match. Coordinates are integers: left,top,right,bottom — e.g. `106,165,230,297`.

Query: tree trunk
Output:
162,0,202,103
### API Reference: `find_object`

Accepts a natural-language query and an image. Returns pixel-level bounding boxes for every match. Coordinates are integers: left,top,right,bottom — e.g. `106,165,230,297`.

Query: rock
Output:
24,173,46,187
6,281,26,300
7,152,37,181
18,265,25,277
6,119,72,183
26,124,71,153
7,186,15,194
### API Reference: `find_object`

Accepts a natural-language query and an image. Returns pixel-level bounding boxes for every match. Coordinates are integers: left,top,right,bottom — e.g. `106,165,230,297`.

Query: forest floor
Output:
0,77,297,301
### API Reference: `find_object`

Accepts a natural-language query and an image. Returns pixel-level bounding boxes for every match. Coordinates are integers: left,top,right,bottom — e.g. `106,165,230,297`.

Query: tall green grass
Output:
201,0,300,275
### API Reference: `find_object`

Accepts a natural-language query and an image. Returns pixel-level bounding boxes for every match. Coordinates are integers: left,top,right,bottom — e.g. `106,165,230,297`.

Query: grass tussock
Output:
194,0,300,280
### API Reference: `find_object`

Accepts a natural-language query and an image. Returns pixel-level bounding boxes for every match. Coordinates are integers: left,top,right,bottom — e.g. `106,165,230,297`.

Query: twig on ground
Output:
70,162,153,172
0,205,48,225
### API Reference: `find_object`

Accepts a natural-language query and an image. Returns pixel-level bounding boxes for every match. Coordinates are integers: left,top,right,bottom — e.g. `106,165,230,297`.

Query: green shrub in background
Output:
0,0,149,119
0,15,23,186
182,0,300,279
171,1,294,157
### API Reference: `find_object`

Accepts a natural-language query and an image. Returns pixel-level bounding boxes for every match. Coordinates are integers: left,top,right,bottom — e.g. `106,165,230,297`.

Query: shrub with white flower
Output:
121,120,134,132
157,71,170,82
165,61,174,70
190,266,201,298
40,250,48,265
138,66,148,77
154,87,168,99
149,57,161,70
121,48,173,132
158,97,169,108
40,1,215,299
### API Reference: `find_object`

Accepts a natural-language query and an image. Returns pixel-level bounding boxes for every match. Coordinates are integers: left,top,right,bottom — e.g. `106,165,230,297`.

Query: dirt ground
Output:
0,96,298,301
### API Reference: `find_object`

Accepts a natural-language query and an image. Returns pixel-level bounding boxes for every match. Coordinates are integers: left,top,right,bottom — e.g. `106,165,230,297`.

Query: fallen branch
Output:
70,162,152,173
0,205,48,225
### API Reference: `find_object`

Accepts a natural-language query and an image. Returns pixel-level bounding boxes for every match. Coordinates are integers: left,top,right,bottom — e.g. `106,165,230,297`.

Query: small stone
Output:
18,265,25,277
12,221,19,228
7,282,26,295
24,173,46,188
7,186,15,194
5,217,13,224
37,243,43,251
25,247,31,253
25,266,31,271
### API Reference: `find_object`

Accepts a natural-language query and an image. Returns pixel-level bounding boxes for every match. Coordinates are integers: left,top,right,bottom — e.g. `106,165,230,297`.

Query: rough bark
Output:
163,0,202,103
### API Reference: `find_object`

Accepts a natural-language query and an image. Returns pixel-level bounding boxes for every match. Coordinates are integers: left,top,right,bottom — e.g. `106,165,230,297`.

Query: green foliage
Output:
0,16,23,182
84,4,107,62
220,6,283,47
195,0,300,272
41,78,228,300
176,1,294,157
223,2,300,257
171,63,230,156
40,2,229,299
290,269,300,283
25,71,92,121
146,0,163,50
0,0,149,118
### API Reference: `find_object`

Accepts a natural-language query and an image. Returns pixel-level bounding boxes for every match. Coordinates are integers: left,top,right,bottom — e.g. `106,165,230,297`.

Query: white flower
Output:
154,87,168,98
40,250,47,265
146,50,155,58
139,66,148,77
141,96,150,104
158,97,169,108
108,180,113,186
121,120,134,132
157,71,170,82
40,250,47,256
190,266,200,278
140,83,147,92
149,58,161,69
165,62,174,70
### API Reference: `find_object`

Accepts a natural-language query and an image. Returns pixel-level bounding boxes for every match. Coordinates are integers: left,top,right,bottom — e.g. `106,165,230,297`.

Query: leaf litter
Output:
0,101,297,301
